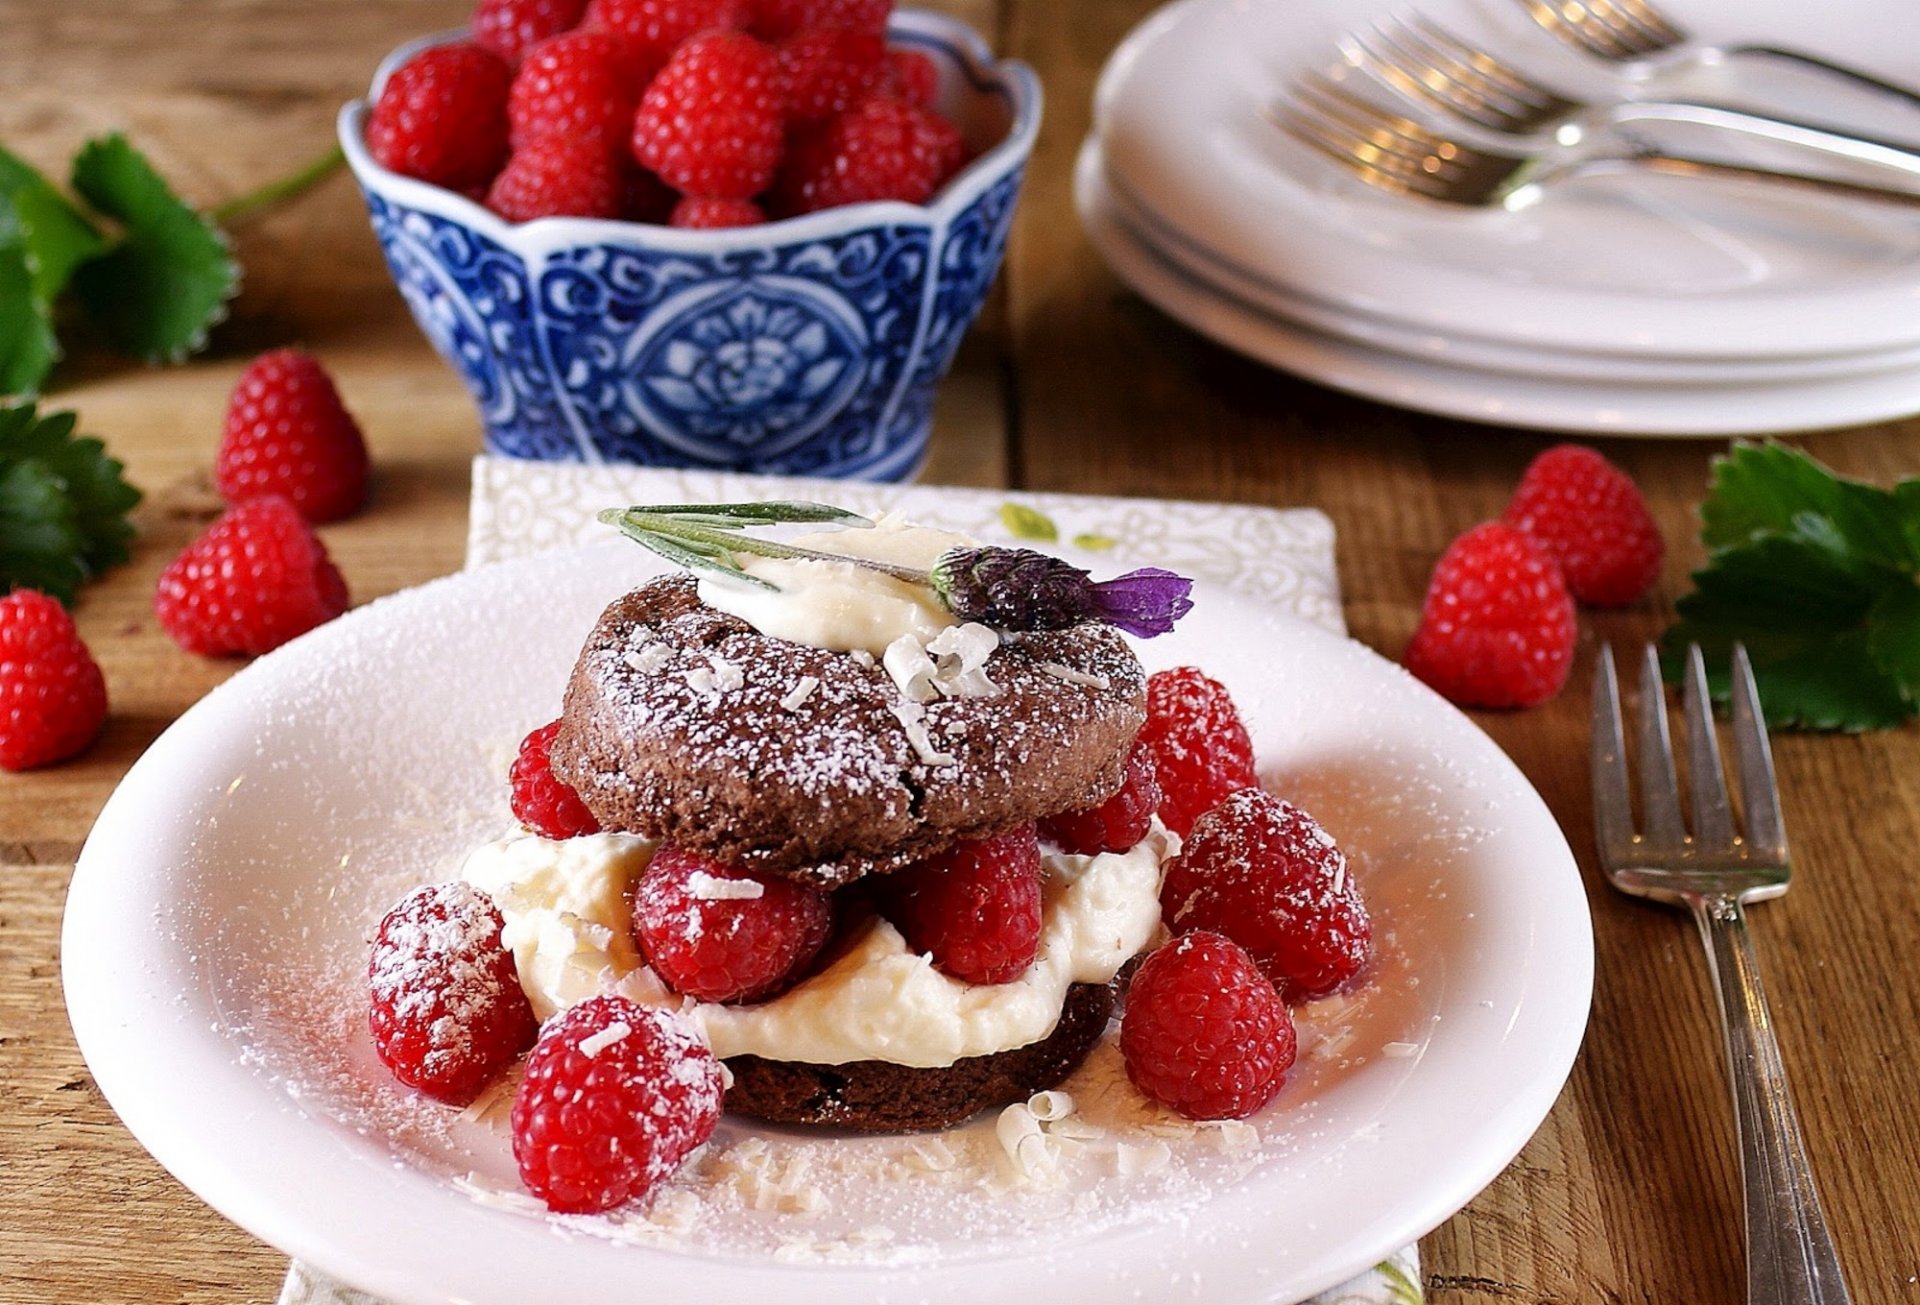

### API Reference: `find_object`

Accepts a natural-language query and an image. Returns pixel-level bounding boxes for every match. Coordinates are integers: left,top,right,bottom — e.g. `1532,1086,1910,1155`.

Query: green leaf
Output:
1071,531,1117,551
1701,442,1916,571
0,146,106,304
0,246,59,396
1374,1256,1425,1305
1661,535,1914,731
0,456,84,602
0,401,142,601
67,133,237,362
1868,581,1920,698
1000,501,1058,542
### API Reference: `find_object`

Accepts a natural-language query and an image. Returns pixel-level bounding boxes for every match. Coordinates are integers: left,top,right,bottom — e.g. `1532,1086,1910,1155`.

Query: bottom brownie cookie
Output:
723,980,1117,1133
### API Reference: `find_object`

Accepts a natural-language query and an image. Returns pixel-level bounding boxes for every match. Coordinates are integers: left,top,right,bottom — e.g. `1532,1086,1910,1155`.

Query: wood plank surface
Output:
2,1,1918,1302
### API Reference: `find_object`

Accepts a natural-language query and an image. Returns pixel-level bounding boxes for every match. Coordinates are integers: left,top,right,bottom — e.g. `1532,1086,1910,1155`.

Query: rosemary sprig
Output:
599,500,1196,638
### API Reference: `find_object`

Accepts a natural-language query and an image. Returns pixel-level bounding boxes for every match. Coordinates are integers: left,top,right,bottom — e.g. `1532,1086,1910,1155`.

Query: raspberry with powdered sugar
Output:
367,882,538,1105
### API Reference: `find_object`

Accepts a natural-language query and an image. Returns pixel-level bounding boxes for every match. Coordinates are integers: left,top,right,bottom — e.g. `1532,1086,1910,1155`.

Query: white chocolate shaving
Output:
995,1102,1056,1181
1039,661,1112,690
882,633,940,703
1026,1089,1075,1122
579,1020,631,1058
779,675,820,711
687,872,764,901
887,700,958,767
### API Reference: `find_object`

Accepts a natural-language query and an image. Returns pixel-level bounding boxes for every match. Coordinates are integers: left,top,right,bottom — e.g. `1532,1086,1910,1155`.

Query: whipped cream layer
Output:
696,514,975,656
460,822,1177,1068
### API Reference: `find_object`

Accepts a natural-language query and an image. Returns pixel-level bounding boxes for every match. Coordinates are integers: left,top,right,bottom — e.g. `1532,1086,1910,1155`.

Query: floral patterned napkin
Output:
278,455,1421,1305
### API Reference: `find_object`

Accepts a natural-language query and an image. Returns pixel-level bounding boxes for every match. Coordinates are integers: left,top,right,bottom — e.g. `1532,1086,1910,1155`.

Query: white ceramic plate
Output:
64,540,1591,1305
1093,142,1920,386
1080,138,1920,434
1096,0,1920,361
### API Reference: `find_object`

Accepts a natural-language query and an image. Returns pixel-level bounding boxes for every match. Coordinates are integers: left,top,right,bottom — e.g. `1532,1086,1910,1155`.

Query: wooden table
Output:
3,2,1918,1301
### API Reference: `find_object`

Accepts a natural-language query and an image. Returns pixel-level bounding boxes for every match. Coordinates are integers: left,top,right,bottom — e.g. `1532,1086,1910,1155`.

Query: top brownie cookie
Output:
549,577,1147,886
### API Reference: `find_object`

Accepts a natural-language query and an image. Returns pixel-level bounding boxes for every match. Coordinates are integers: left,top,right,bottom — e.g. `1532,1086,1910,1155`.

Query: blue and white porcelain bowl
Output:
339,11,1038,481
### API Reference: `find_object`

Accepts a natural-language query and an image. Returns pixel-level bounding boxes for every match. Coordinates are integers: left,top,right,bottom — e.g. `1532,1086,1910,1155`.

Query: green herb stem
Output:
210,144,346,226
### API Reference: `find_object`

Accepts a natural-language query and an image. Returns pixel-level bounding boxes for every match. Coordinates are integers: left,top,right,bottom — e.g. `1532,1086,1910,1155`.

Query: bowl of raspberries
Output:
338,0,1038,480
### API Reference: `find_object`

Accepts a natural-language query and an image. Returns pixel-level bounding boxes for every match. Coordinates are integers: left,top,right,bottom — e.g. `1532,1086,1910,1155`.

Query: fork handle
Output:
1688,893,1854,1305
1724,46,1920,116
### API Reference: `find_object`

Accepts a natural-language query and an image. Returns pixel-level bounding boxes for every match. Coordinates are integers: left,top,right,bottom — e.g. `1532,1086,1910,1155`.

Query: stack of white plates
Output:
1079,0,1920,434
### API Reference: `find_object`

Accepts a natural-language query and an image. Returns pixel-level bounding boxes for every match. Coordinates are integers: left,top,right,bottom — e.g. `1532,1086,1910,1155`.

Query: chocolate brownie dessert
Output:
723,981,1117,1132
550,576,1147,887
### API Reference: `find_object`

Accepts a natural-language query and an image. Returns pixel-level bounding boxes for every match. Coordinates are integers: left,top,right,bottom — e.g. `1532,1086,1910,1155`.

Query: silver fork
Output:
1591,644,1853,1305
1275,75,1920,210
1337,12,1920,177
1519,0,1920,113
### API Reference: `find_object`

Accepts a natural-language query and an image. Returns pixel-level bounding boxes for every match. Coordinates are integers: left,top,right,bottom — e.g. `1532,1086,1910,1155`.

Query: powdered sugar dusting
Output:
134,547,1526,1278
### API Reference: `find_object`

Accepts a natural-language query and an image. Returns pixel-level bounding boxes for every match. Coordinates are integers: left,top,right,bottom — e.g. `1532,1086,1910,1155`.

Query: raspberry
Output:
631,31,784,199
1403,521,1576,709
1121,932,1296,1120
777,96,961,213
585,0,751,69
1160,789,1371,1003
214,349,370,524
511,996,722,1212
750,0,890,41
472,0,589,63
154,497,350,657
884,826,1043,985
509,721,602,838
488,138,629,220
1138,666,1257,837
507,30,641,150
1502,443,1664,608
0,590,107,772
368,882,538,1105
634,844,832,1002
366,42,512,192
885,47,938,108
776,27,887,123
1038,743,1162,856
669,195,765,227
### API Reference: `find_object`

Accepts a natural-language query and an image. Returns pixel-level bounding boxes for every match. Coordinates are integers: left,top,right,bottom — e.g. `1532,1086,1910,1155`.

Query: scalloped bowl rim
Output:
338,8,1041,256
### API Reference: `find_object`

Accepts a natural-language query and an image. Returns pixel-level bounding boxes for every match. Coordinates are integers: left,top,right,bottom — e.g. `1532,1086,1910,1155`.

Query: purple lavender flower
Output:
1083,566,1195,637
929,547,1194,637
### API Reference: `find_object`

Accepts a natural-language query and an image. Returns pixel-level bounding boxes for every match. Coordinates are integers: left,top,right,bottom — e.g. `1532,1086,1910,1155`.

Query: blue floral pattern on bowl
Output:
342,12,1039,482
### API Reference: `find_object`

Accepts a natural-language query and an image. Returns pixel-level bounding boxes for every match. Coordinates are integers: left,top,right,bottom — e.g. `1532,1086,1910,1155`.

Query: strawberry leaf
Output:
0,454,84,602
0,147,106,304
1701,441,1916,572
1662,444,1920,732
0,401,142,603
1867,581,1920,699
0,247,59,397
67,134,237,363
0,148,106,395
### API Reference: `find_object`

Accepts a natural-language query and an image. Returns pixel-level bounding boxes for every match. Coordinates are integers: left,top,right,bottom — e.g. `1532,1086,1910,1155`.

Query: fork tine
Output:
1522,0,1641,59
1590,644,1636,859
1403,16,1559,111
1597,0,1686,47
1682,643,1737,848
1634,644,1686,843
1729,643,1788,859
1351,19,1527,131
1282,76,1467,196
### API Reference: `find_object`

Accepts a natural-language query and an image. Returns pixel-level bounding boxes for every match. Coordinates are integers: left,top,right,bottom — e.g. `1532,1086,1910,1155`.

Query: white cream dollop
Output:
460,822,1178,1067
460,831,662,1021
695,514,975,656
